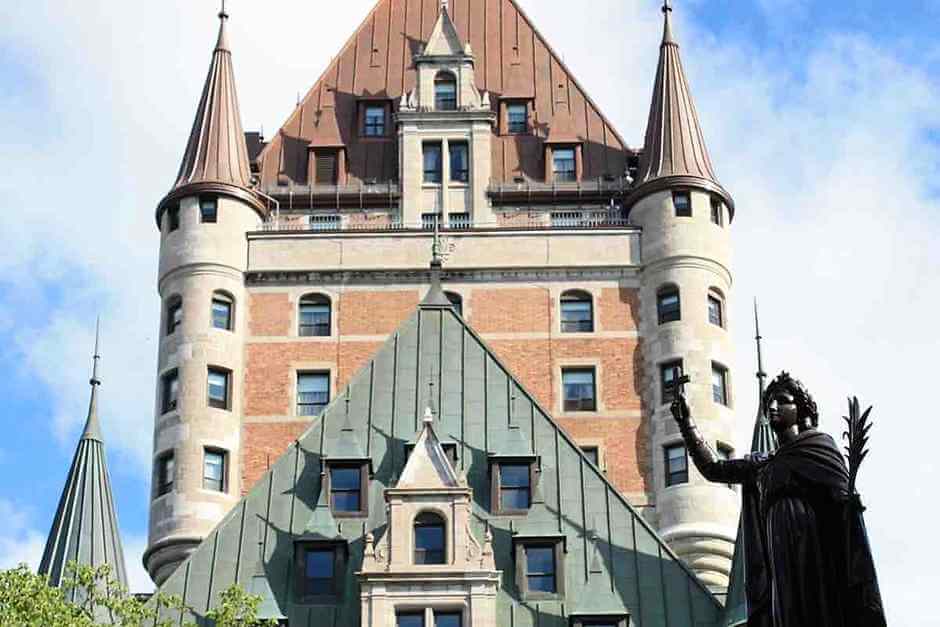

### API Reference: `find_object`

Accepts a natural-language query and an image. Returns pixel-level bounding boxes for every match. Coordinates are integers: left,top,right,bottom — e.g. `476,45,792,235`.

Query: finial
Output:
421,212,451,307
661,0,676,45
431,212,443,267
90,317,101,387
423,406,434,425
219,0,229,20
662,0,672,13
440,0,449,14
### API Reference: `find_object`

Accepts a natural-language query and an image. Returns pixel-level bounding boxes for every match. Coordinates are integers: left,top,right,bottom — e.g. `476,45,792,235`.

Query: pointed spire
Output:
422,215,453,308
632,0,735,217
39,321,128,594
750,301,777,454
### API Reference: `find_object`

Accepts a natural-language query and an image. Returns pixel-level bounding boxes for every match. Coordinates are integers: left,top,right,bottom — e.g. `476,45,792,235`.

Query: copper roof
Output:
258,0,629,187
158,10,264,219
633,5,733,215
39,327,128,595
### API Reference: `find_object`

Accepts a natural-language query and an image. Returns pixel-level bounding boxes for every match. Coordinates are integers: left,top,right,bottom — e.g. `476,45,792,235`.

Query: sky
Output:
0,0,937,623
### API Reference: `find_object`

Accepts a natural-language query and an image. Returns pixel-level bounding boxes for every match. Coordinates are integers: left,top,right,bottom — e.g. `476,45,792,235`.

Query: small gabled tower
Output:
39,324,128,599
146,6,267,585
397,0,496,228
628,1,738,591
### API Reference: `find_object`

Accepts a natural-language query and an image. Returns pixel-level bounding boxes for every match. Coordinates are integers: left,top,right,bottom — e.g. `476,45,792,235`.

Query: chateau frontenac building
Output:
40,1,761,625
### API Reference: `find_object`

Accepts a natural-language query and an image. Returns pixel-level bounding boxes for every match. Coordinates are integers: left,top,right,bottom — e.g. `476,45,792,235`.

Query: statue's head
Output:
763,371,818,432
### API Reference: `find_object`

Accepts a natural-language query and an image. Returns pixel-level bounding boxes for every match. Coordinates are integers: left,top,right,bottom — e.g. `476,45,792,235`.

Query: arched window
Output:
414,512,446,564
560,290,593,333
211,291,234,331
657,285,681,324
434,73,457,111
299,294,331,337
165,295,183,336
444,291,463,317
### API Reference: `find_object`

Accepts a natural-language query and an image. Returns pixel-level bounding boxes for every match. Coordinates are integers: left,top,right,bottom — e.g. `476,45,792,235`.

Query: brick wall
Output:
241,421,310,494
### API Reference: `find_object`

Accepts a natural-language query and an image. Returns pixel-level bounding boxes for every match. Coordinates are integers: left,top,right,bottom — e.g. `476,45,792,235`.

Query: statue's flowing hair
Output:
764,371,819,428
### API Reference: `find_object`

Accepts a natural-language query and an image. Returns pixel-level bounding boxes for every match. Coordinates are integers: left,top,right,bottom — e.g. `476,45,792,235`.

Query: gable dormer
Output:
411,4,482,111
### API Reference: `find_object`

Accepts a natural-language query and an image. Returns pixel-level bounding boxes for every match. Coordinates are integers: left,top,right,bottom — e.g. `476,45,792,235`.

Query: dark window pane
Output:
712,365,729,405
297,373,329,416
212,299,232,330
528,574,556,593
435,76,457,110
397,613,425,627
710,196,723,225
500,464,530,488
157,454,174,496
330,466,362,513
525,545,556,593
414,513,445,565
561,295,593,333
507,103,527,133
331,491,360,512
563,368,596,412
299,299,331,337
364,106,385,136
208,369,228,408
553,148,576,182
665,444,688,486
581,446,599,466
167,205,180,232
660,361,683,404
708,295,723,327
200,197,218,223
449,142,469,183
673,191,691,217
331,467,360,490
499,463,530,511
423,144,442,183
500,488,530,511
657,288,681,324
203,450,225,492
315,151,338,185
435,611,462,627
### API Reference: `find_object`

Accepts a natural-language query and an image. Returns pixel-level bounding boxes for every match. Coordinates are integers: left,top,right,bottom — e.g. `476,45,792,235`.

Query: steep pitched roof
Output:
423,4,465,56
258,0,629,187
157,10,265,221
396,407,462,489
148,290,722,625
39,328,128,595
723,304,778,626
631,5,734,216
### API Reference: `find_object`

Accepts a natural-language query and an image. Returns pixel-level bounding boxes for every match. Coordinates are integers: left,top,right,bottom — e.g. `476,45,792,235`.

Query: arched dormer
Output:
414,511,447,564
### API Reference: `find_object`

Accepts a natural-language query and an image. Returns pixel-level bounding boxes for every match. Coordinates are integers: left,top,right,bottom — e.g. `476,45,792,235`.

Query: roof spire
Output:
754,299,767,393
82,318,103,442
661,0,675,45
421,214,452,307
749,300,776,454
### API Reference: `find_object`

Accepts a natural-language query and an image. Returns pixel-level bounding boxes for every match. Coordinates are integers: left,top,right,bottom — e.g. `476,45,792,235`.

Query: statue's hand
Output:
670,392,691,426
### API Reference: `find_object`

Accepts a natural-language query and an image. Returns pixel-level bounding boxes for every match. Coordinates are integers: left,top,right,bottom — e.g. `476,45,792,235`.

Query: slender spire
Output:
39,321,128,595
750,301,776,454
632,0,734,217
754,299,767,394
421,214,453,307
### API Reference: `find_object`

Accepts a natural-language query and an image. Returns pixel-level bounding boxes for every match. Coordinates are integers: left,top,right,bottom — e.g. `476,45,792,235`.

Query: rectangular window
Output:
560,297,593,333
665,443,688,486
297,372,330,416
552,148,577,182
303,547,335,595
396,612,425,627
660,360,683,405
166,300,183,335
580,446,599,467
507,103,527,134
315,151,338,185
434,611,462,627
525,545,557,593
708,295,724,327
330,465,364,514
299,300,331,337
673,191,692,217
211,297,232,331
657,288,681,324
156,452,174,497
449,142,469,183
363,105,386,137
203,449,226,492
161,370,179,414
712,363,729,406
207,368,230,410
448,212,470,230
562,368,596,412
167,204,180,232
199,196,218,223
498,463,531,512
710,195,724,225
423,143,443,183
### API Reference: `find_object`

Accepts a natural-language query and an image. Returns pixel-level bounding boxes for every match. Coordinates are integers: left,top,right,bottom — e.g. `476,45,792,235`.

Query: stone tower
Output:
627,4,739,591
143,8,267,585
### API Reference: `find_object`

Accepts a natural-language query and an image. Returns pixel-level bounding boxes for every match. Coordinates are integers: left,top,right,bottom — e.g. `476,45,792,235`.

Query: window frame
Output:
433,610,463,627
298,294,332,337
561,367,597,413
199,196,218,223
707,292,724,328
293,540,347,604
396,611,426,627
434,72,458,111
413,511,447,565
423,142,443,184
552,147,577,183
211,292,234,331
506,101,529,135
672,190,692,217
513,537,566,600
165,296,183,336
326,461,370,518
490,458,536,515
362,104,387,137
161,369,179,414
448,141,469,183
710,195,724,226
166,204,180,232
297,371,331,417
313,149,339,185
659,359,683,406
207,367,231,410
712,362,730,407
155,451,174,497
560,290,594,333
202,447,227,493
664,442,688,487
657,285,681,324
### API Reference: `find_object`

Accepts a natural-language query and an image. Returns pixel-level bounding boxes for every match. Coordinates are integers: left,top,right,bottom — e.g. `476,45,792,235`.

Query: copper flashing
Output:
632,4,734,217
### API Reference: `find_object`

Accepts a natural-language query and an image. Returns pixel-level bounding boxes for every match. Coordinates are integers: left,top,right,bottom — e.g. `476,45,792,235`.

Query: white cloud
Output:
0,499,47,570
122,534,154,595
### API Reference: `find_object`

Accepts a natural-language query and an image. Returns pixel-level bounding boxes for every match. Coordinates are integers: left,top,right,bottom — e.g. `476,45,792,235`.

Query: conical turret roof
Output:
631,3,734,217
157,9,265,222
39,325,128,593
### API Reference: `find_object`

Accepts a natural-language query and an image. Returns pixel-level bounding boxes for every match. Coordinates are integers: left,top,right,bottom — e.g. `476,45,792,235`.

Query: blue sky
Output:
1,1,938,623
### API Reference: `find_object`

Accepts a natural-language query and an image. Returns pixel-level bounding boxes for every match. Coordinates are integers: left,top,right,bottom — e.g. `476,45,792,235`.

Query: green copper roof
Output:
39,328,128,596
149,302,722,626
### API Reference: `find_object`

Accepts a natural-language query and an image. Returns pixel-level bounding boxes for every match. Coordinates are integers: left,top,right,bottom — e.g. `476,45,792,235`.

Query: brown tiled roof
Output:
632,6,733,214
258,0,629,187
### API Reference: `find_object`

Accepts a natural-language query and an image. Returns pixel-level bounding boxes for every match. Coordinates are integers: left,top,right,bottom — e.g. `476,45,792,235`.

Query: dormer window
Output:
552,148,577,182
507,102,528,134
492,462,533,513
363,104,386,137
414,512,446,564
327,462,369,517
434,73,457,110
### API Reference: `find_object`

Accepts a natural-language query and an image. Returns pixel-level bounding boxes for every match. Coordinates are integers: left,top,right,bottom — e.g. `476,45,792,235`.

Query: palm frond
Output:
842,396,874,495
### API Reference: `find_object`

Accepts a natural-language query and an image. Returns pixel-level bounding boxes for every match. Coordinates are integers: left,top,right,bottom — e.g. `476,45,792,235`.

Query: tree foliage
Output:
0,562,278,627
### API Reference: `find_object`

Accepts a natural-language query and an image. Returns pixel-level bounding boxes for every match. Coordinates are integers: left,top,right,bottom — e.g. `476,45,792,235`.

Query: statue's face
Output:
767,391,799,433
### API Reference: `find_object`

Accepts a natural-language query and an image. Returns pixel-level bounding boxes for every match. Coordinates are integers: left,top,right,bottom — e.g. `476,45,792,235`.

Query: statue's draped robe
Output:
701,431,885,627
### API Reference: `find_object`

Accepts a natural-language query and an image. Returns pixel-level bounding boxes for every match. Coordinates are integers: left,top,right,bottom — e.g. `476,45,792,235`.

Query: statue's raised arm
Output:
669,390,762,485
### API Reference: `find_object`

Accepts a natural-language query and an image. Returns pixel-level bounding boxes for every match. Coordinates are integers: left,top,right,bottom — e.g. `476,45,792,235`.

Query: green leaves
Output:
0,562,276,626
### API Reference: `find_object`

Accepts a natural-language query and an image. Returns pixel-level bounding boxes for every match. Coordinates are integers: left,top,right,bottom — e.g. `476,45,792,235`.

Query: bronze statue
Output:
670,372,886,627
